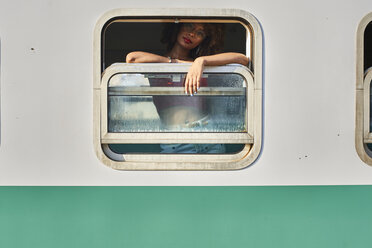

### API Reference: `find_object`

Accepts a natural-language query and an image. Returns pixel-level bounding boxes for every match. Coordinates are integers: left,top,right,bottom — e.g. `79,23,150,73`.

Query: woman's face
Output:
176,23,206,50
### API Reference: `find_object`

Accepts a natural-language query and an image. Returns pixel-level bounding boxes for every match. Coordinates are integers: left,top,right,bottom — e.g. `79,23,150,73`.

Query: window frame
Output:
356,12,372,164
93,8,263,170
101,63,254,144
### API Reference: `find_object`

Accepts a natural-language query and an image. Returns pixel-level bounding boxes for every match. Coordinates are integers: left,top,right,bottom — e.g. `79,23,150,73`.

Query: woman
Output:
126,23,249,153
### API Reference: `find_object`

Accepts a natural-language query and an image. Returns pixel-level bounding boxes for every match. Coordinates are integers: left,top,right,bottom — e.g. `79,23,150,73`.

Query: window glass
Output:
102,22,247,71
370,82,372,134
365,22,372,71
108,72,246,133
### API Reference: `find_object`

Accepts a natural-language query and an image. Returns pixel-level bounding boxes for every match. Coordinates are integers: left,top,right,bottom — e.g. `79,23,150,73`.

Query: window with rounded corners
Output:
356,12,372,165
93,9,262,170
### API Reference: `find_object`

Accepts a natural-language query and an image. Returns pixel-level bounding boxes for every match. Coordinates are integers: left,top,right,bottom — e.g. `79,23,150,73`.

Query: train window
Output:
93,9,262,170
356,12,372,165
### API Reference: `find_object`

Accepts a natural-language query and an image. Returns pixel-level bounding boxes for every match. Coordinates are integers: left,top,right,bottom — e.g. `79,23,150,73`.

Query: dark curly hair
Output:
161,23,225,60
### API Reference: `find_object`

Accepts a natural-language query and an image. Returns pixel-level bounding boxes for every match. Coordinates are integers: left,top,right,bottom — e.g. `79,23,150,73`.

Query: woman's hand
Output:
184,57,205,96
183,53,249,95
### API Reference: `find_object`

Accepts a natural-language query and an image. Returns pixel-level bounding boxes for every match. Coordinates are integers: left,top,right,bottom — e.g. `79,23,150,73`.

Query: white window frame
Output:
93,9,263,170
356,12,372,165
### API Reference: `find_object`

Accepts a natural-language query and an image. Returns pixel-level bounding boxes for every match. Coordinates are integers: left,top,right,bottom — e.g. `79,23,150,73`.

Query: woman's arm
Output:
197,52,249,66
184,53,249,95
126,51,170,63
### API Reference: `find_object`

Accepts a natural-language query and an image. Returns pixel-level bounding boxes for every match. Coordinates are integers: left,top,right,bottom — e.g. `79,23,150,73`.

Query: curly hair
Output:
161,23,225,59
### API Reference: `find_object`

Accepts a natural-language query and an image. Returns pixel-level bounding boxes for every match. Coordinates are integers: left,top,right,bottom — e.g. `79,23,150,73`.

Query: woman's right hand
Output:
184,57,205,96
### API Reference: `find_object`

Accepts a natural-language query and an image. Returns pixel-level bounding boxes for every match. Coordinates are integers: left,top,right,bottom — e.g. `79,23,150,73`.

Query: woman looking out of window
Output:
126,23,249,154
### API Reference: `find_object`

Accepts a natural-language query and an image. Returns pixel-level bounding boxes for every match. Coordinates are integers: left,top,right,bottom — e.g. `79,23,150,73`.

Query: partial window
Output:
356,12,372,165
93,9,263,170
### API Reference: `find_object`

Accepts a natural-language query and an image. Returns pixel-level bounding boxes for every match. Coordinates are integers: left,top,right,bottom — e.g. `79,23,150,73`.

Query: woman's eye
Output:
196,31,206,38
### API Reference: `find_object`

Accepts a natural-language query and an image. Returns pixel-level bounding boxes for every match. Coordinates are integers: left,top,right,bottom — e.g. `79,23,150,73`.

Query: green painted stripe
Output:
0,186,371,248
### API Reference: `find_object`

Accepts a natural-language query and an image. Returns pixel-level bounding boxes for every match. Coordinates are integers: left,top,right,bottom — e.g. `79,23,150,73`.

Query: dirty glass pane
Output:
368,79,372,148
370,81,372,133
108,73,246,133
108,144,245,154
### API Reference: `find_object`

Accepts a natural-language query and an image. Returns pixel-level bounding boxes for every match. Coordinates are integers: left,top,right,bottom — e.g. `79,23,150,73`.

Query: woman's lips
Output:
183,37,192,44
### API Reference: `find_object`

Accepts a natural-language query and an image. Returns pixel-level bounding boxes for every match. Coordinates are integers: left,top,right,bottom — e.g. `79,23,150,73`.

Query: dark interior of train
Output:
365,22,372,71
102,21,247,70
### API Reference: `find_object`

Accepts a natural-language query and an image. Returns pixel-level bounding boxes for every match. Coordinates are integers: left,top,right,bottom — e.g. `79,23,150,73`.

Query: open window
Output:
356,12,372,165
93,9,263,170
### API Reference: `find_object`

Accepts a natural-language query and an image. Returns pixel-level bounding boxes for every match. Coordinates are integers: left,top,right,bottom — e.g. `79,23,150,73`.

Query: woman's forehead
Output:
192,23,205,30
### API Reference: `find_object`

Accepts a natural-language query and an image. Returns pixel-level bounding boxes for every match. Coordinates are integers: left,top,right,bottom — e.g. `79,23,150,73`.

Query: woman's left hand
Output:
184,57,205,96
